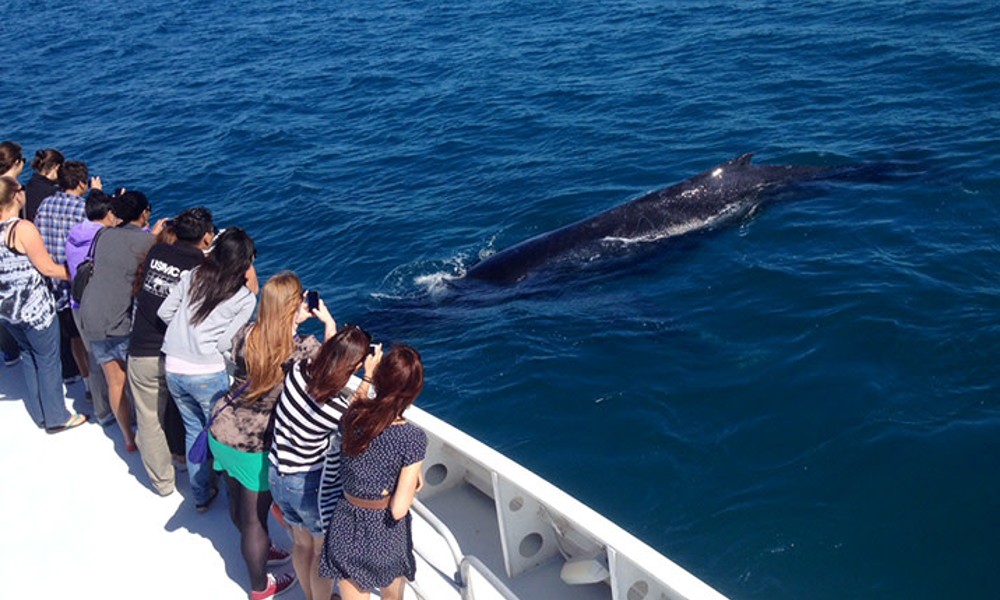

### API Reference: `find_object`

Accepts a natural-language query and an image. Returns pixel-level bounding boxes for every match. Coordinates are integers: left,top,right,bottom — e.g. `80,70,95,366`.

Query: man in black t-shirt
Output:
127,208,215,497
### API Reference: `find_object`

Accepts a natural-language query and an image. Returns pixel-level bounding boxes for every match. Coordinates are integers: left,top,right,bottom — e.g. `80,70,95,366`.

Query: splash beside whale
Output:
464,153,886,285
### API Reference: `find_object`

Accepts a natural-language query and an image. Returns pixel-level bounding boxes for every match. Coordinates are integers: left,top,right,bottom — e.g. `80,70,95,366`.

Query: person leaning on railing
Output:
208,270,336,600
158,227,258,512
269,325,380,600
321,344,427,600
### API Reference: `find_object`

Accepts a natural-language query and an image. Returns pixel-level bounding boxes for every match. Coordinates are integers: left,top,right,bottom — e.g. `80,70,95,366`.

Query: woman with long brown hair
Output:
269,325,381,600
320,345,427,600
208,271,335,599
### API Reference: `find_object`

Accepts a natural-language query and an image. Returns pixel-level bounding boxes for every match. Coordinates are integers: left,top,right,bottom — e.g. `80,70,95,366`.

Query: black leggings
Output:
222,472,273,592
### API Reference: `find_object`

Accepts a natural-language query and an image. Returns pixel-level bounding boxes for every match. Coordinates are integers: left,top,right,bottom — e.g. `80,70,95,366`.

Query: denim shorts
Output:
90,335,130,364
269,465,324,536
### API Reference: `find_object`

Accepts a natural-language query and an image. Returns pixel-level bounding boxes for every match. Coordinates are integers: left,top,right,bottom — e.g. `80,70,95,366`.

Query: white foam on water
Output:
413,269,462,299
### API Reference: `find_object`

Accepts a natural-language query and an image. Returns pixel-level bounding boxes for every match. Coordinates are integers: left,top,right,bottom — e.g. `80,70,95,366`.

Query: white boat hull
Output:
405,406,728,600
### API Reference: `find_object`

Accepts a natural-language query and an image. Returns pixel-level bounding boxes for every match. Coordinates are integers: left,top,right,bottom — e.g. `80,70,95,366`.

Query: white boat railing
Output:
406,406,729,600
460,556,520,600
410,499,520,600
412,499,465,581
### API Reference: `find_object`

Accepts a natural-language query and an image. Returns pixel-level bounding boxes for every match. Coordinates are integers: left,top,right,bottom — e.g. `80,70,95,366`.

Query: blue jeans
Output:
269,466,324,536
4,317,70,428
165,370,230,504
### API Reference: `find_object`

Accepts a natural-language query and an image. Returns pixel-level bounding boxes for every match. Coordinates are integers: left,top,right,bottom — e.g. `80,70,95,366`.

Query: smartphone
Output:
306,290,319,311
368,343,378,357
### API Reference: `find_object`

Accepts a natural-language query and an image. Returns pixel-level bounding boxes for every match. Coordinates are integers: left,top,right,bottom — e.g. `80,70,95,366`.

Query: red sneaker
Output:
266,544,291,567
250,572,297,600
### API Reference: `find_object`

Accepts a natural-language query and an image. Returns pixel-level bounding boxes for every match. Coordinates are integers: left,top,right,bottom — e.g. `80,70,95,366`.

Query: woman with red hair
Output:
320,344,427,600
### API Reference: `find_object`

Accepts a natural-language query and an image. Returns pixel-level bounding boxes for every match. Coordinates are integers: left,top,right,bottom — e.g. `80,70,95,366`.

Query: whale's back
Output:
465,154,848,284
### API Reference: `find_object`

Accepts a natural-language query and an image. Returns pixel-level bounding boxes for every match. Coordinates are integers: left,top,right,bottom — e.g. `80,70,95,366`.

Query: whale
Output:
464,153,882,284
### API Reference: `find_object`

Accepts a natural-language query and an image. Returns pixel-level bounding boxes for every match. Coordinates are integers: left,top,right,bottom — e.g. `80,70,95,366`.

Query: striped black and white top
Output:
318,376,375,527
269,360,356,474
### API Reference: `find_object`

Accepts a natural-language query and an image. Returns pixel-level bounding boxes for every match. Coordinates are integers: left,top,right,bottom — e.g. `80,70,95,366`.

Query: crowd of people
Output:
0,141,427,600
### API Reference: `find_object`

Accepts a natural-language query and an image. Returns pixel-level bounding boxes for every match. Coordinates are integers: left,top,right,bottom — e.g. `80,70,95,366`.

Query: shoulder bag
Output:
71,227,107,304
188,381,250,463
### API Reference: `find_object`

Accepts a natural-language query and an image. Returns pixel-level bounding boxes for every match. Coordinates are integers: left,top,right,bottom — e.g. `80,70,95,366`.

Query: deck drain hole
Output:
519,532,543,558
509,496,524,511
627,580,649,600
425,463,447,486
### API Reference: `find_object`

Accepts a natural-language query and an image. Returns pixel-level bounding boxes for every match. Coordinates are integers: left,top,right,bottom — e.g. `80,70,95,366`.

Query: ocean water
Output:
4,1,1000,598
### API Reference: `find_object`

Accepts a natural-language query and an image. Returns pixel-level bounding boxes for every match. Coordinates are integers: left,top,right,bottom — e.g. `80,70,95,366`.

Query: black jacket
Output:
23,172,60,222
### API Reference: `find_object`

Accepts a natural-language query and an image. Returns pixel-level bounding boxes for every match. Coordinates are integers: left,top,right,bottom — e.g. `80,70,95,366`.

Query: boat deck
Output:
0,363,308,599
1,359,726,600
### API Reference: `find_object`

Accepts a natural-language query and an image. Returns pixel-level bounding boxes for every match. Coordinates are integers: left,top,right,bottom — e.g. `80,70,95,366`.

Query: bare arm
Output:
390,460,424,521
313,298,337,341
150,217,170,236
12,221,69,280
354,343,383,400
245,264,259,295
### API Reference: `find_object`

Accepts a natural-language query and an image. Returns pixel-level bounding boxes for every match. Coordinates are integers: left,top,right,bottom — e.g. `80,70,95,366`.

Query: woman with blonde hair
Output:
209,271,336,600
0,142,26,365
0,176,85,432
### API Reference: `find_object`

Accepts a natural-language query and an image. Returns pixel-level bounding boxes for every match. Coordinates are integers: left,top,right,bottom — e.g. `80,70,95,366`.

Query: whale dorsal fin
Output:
727,153,754,167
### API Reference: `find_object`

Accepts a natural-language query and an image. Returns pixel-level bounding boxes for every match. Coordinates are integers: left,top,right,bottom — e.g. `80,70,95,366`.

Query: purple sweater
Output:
65,221,104,310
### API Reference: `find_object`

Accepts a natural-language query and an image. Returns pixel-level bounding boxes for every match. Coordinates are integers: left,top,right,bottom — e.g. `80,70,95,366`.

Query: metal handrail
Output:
460,556,520,600
411,499,467,584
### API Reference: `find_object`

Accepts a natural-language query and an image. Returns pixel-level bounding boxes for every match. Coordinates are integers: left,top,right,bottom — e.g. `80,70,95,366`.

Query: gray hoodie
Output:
158,268,256,370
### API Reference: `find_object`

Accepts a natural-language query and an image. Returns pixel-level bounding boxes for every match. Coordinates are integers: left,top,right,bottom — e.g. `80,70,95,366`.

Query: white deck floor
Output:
0,361,306,600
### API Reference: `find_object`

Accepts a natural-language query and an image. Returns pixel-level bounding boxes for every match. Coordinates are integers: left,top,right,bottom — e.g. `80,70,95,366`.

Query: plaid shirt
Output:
35,191,87,310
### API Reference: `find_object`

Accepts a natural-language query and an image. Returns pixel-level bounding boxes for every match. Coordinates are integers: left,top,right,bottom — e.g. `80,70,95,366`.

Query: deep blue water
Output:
5,1,1000,598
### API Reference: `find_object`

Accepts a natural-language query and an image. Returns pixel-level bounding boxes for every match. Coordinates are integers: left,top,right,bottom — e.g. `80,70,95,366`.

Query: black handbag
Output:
71,228,106,304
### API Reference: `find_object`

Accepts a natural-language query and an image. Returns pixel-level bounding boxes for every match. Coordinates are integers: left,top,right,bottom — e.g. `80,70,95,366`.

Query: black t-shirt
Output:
128,242,205,357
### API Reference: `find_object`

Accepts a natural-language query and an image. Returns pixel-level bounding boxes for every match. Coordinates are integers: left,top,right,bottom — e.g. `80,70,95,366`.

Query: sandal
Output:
46,413,88,434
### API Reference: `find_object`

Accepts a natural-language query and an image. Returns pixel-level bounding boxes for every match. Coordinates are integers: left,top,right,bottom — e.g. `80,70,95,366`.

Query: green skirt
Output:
209,433,269,492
